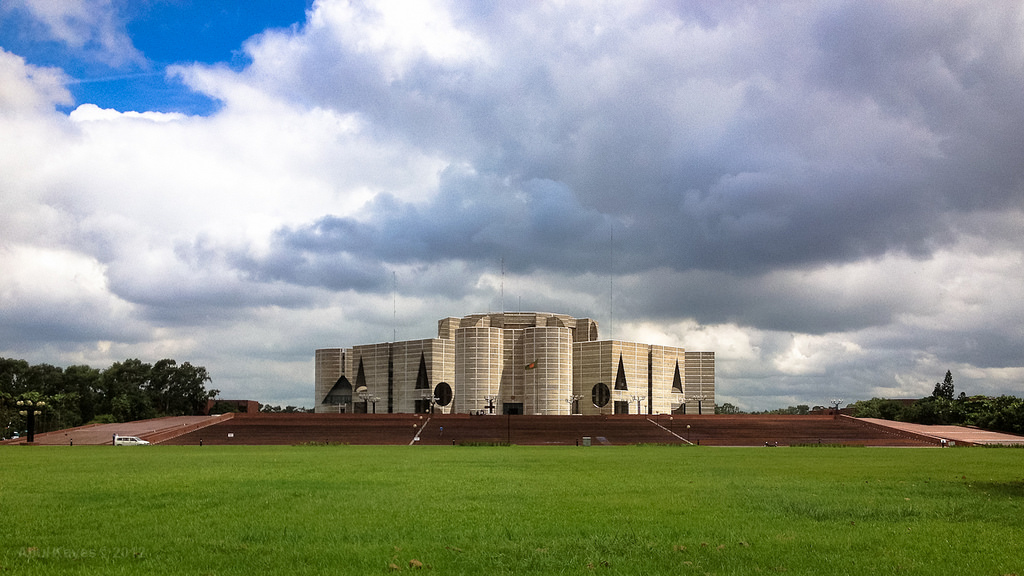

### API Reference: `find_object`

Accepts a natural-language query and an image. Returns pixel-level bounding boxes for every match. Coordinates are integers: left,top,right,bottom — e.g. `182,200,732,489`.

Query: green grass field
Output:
1,445,1021,575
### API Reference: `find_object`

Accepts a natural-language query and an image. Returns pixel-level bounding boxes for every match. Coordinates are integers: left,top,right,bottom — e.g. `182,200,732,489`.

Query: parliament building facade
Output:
315,312,715,416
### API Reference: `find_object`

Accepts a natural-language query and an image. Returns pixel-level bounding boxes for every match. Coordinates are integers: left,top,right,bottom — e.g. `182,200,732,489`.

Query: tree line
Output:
716,370,1024,436
715,403,819,415
1,357,219,438
848,371,1024,435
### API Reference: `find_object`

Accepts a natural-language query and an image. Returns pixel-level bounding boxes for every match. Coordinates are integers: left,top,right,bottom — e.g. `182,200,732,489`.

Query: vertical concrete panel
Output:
572,340,613,415
314,348,344,413
454,327,503,413
432,339,456,414
649,345,685,415
523,327,572,415
684,351,716,414
501,329,523,407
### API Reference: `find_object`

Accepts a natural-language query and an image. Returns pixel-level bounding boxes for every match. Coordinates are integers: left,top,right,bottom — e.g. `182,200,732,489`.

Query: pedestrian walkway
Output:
859,418,1024,446
1,415,230,445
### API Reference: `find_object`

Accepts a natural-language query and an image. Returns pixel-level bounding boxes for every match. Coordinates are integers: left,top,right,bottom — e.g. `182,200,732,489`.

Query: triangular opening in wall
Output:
415,352,430,389
355,358,367,389
614,354,628,390
325,375,353,405
672,361,683,393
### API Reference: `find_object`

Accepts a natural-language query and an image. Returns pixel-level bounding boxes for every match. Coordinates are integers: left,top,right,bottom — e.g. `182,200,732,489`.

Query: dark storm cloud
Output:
604,266,921,335
239,168,614,291
0,301,147,345
237,0,1024,296
809,2,1024,210
95,238,318,324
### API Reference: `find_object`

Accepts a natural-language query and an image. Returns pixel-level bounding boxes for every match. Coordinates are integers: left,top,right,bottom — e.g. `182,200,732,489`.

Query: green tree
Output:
0,357,31,395
1,388,14,438
146,358,177,415
20,364,65,432
903,397,943,425
97,359,154,422
167,362,216,415
1,358,31,436
849,397,906,420
932,370,955,400
63,364,101,424
143,359,217,416
974,395,1024,434
111,393,134,422
259,404,312,413
47,391,82,431
759,405,811,415
24,363,65,396
2,357,217,430
715,402,743,414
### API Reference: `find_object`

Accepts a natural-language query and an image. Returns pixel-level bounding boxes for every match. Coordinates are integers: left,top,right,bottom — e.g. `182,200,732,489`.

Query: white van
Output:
113,435,150,446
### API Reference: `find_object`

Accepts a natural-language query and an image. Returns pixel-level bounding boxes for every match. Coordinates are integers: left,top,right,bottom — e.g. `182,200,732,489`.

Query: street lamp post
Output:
420,390,439,414
686,424,691,443
359,391,381,414
565,394,582,415
17,399,46,443
484,395,498,415
695,394,707,415
630,394,646,414
829,398,844,418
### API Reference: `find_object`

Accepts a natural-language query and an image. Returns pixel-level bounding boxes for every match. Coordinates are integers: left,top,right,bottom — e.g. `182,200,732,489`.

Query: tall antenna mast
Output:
500,257,505,312
609,223,614,340
393,271,397,342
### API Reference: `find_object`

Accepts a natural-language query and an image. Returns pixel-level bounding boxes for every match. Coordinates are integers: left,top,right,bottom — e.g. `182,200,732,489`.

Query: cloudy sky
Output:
2,0,1023,410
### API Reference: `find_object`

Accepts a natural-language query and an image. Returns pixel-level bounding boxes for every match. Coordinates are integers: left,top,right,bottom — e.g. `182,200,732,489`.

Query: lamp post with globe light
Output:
17,399,46,443
695,394,708,415
359,391,381,414
829,398,844,418
419,390,439,414
565,394,582,415
630,394,646,414
484,395,498,415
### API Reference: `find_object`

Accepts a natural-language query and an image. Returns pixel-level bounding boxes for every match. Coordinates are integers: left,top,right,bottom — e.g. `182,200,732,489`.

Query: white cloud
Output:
0,49,73,112
308,0,490,80
4,0,144,67
0,244,143,343
773,334,864,377
69,103,186,123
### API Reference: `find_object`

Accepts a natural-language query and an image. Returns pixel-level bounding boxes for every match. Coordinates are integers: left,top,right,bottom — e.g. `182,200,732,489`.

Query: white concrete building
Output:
315,312,714,415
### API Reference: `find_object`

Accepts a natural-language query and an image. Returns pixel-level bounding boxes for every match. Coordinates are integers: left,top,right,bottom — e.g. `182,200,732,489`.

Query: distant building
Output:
315,312,714,415
205,399,260,415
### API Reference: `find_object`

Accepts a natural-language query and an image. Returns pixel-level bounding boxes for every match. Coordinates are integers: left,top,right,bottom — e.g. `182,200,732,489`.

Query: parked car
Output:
113,435,150,446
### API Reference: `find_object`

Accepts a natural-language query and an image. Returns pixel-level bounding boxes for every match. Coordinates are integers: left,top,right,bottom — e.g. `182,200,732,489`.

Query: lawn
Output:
0,445,1021,575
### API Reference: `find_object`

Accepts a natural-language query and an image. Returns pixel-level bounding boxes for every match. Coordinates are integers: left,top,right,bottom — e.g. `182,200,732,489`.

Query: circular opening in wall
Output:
592,382,610,407
434,382,453,406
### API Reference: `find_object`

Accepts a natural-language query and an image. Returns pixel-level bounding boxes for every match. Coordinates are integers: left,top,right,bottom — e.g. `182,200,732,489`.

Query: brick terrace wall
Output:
418,414,933,447
157,413,938,446
159,413,430,445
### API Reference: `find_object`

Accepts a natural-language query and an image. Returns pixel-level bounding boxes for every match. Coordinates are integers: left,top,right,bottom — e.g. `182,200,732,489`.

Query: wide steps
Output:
157,413,937,446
